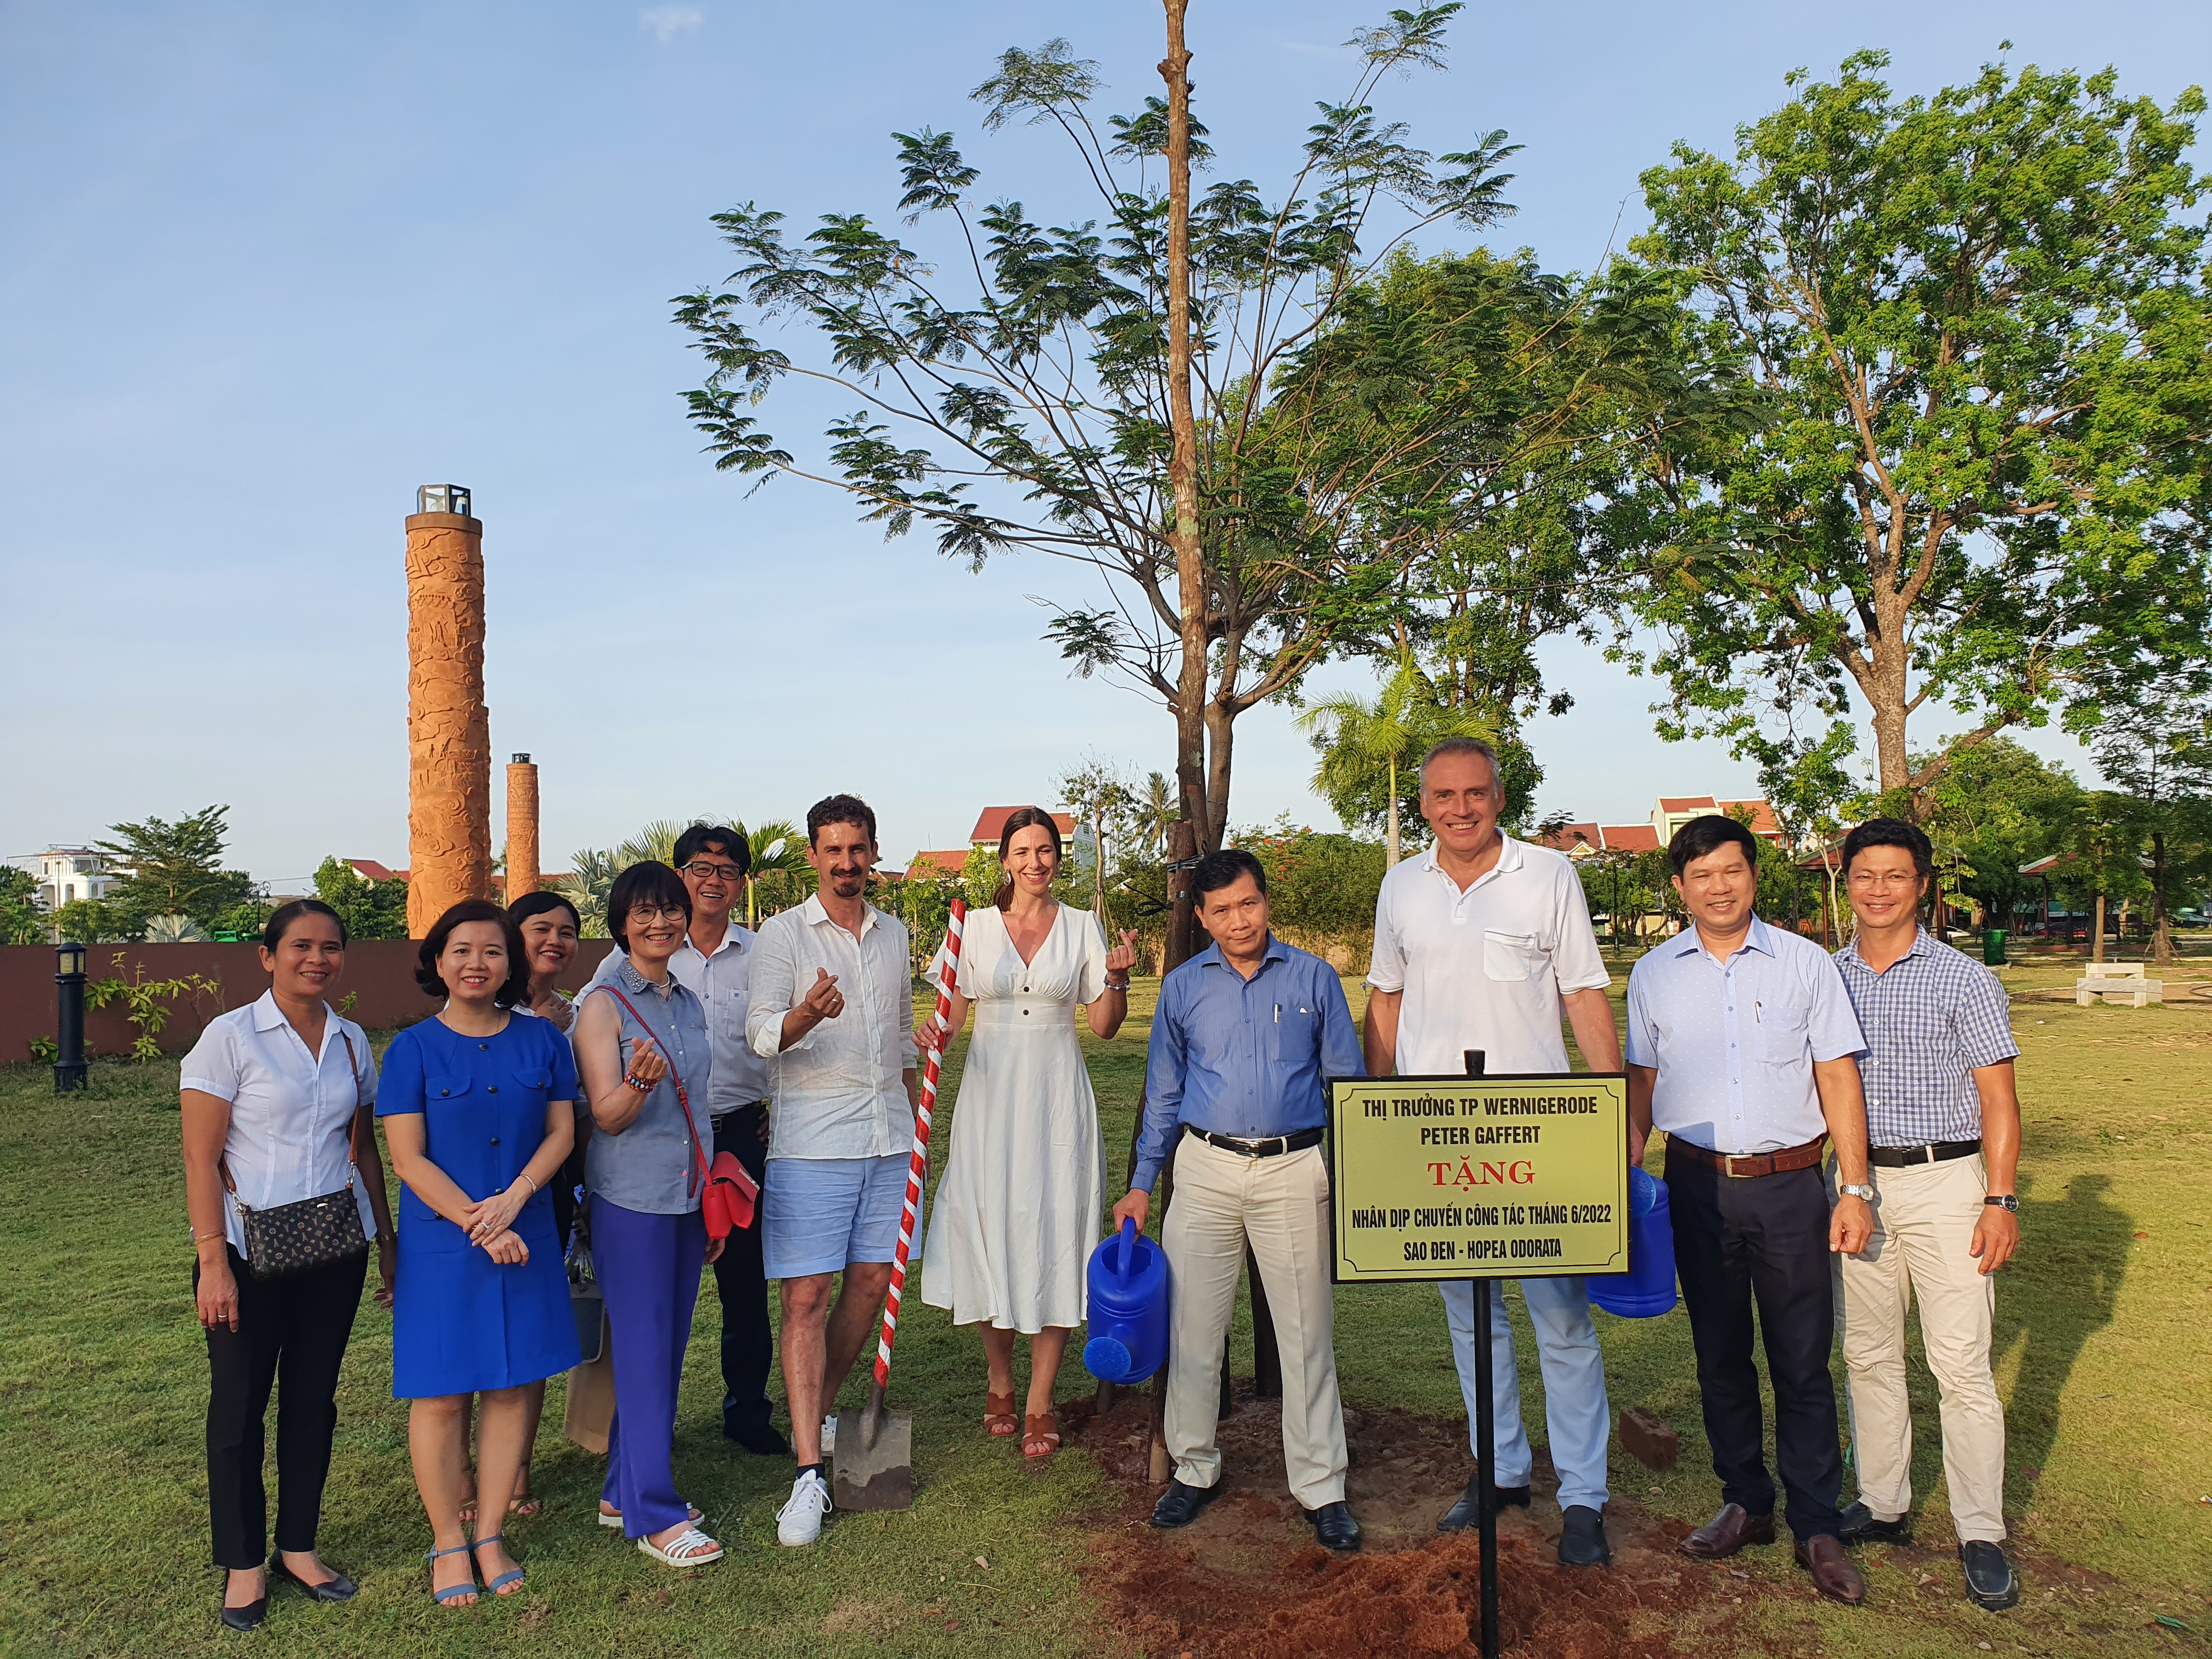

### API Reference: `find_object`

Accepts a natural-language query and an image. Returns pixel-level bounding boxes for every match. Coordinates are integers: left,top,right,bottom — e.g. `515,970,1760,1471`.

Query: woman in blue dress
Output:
379,899,582,1606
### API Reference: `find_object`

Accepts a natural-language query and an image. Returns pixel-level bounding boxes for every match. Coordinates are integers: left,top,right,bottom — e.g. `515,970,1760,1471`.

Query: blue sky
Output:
3,1,2201,885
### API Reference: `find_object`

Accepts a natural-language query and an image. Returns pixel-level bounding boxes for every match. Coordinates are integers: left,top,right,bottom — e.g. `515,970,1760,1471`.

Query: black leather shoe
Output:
1959,1541,2021,1611
1436,1477,1532,1531
1305,1500,1362,1552
269,1556,356,1602
1837,1500,1913,1547
1557,1503,1611,1567
725,1419,792,1456
219,1595,268,1633
1150,1479,1223,1529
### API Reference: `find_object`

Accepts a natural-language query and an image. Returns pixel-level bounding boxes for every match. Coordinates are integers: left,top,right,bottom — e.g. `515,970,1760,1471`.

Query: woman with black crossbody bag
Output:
180,900,396,1633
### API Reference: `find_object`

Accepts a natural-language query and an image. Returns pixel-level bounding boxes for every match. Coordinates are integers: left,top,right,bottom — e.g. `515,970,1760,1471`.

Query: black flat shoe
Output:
1960,1540,2021,1611
1149,1478,1223,1529
1436,1477,1533,1531
219,1596,267,1633
269,1556,357,1602
1305,1500,1362,1553
1558,1503,1612,1567
1837,1500,1914,1547
725,1419,792,1456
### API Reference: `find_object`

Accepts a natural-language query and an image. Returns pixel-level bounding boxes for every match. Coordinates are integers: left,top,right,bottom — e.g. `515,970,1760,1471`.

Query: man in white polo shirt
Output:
1362,736,1623,1567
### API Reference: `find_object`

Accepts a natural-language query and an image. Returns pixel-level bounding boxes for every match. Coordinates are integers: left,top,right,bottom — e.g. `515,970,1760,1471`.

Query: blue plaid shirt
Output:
1833,928,2018,1147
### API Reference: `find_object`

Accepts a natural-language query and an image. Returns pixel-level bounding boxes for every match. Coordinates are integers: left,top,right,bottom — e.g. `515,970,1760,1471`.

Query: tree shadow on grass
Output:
1994,1172,2129,1519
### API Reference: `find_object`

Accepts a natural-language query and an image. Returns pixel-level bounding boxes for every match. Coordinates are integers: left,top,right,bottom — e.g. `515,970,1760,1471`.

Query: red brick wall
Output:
0,940,616,1065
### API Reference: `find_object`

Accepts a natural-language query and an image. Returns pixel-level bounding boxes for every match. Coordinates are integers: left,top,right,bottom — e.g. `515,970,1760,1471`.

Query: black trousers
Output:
1665,1154,1846,1541
712,1104,776,1435
199,1245,368,1569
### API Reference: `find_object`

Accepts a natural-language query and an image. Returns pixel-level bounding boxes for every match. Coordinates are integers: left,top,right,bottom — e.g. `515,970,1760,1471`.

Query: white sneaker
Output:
777,1469,833,1547
820,1414,838,1455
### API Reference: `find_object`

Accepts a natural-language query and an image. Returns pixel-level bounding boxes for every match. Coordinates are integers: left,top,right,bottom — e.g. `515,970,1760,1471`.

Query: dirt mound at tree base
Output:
1060,1386,1767,1658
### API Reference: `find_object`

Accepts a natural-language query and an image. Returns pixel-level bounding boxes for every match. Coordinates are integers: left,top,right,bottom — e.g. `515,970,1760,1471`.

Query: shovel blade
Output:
832,1406,914,1511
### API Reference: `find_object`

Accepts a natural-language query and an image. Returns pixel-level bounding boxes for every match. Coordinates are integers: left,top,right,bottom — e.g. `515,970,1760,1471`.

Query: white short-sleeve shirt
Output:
179,991,379,1254
1365,837,1611,1076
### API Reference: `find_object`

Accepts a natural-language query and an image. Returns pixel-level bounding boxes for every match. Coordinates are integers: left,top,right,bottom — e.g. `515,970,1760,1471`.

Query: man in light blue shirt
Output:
1113,849,1365,1552
1625,815,1876,1607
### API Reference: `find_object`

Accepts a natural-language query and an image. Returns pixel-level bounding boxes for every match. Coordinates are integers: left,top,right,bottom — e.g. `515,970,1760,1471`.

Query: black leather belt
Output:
1185,1123,1325,1159
1868,1138,1980,1168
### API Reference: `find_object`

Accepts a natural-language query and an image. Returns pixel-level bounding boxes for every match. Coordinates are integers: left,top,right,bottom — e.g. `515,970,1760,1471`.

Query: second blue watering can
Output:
1588,1165,1678,1318
1082,1217,1170,1384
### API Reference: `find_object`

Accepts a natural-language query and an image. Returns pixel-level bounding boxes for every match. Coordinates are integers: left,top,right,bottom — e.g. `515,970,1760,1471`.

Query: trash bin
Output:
1982,928,2007,967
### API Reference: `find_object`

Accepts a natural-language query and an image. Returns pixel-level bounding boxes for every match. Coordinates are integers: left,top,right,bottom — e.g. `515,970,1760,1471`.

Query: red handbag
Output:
600,985,758,1241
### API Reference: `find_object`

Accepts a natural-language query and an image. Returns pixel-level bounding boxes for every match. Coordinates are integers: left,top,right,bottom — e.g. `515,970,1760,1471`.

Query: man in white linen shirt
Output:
744,793,919,1546
1362,737,1624,1568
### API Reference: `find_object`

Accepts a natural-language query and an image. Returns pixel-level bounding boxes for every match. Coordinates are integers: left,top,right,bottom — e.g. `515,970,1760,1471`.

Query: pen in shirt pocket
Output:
1274,1002,1280,1024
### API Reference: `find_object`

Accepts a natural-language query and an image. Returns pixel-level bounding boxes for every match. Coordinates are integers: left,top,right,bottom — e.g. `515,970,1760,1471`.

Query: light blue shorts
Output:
762,1153,917,1279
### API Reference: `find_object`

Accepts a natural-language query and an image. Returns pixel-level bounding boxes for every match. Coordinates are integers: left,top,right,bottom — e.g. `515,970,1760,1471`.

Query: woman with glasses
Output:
379,899,582,1605
572,861,726,1567
917,806,1137,1460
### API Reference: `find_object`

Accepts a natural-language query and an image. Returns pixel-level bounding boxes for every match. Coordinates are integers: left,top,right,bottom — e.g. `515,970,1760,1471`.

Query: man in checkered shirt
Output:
1829,818,2023,1612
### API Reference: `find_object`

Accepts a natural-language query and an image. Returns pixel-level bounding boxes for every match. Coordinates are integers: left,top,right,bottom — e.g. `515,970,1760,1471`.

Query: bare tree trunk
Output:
1160,0,1209,836
2092,891,2106,964
2152,832,2173,968
1385,757,1401,869
1143,815,1205,1480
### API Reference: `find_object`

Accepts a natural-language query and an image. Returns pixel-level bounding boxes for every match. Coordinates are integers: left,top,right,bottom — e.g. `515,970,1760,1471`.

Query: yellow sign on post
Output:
1327,1074,1630,1282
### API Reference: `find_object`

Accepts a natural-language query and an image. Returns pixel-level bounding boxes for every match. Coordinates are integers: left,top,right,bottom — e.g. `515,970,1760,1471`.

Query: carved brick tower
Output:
405,484,492,936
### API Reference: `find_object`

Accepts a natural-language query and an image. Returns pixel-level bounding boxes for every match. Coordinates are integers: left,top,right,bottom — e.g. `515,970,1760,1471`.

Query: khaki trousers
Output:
1833,1154,2007,1542
1164,1135,1348,1508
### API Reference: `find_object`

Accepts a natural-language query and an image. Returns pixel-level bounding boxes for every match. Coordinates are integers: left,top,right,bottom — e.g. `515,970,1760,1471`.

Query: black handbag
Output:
566,1192,605,1363
222,1031,373,1280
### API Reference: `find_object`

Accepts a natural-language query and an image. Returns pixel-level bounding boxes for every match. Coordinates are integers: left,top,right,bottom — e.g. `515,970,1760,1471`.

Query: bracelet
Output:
516,1173,538,1198
623,1073,653,1092
1104,980,1131,992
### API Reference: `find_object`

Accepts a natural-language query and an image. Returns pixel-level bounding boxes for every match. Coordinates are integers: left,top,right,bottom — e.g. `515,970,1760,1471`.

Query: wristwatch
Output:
1838,1182,1876,1203
1984,1194,2019,1212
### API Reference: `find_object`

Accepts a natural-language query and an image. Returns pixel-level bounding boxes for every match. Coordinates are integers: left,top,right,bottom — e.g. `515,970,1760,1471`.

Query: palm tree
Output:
1130,771,1177,857
1297,659,1498,867
735,819,809,928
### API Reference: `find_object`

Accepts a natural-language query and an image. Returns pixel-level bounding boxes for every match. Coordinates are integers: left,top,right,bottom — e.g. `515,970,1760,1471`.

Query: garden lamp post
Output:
54,940,88,1093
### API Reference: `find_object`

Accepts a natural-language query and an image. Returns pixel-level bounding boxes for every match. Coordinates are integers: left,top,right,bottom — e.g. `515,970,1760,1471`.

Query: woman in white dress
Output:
918,806,1137,1459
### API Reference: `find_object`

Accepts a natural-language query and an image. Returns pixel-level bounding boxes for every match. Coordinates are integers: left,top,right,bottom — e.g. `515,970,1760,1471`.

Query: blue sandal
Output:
472,1533,524,1595
425,1541,477,1604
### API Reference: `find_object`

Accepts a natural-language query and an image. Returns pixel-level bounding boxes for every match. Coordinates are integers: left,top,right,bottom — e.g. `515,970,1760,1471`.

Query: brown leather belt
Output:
1667,1135,1827,1178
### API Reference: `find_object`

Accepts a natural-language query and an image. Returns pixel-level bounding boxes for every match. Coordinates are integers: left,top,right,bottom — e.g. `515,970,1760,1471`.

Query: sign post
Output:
1327,1053,1631,1657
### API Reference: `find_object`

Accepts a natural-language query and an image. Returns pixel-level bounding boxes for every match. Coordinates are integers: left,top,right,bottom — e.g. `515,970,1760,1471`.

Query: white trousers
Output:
1834,1154,2007,1542
1440,1277,1612,1511
1163,1136,1348,1508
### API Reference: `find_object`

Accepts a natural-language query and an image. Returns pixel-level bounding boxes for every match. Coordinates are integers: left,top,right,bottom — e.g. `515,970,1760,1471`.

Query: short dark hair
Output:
673,822,751,874
1667,814,1760,877
1841,817,1933,881
415,899,531,1007
1192,847,1268,900
607,860,691,953
807,793,877,847
507,889,581,932
263,898,347,951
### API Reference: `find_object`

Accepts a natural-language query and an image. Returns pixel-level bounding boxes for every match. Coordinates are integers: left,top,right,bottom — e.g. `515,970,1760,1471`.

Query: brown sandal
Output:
984,1391,1019,1437
1023,1410,1060,1460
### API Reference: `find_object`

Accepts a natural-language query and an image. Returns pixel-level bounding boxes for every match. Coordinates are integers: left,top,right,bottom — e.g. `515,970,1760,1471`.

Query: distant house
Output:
9,847,118,910
906,848,971,879
345,859,407,883
968,807,1078,849
1535,797,1784,860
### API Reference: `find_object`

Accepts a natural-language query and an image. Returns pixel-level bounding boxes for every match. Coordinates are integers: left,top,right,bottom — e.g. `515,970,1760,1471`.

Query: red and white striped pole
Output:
874,899,966,1387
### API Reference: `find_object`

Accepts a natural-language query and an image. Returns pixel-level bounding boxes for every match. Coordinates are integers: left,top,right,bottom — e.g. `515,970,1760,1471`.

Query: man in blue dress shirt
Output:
1111,849,1367,1553
1625,815,1876,1606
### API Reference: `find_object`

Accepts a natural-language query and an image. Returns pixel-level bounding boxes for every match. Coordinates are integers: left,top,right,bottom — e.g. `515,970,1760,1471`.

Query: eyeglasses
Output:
679,861,746,882
626,905,688,924
1846,871,1922,890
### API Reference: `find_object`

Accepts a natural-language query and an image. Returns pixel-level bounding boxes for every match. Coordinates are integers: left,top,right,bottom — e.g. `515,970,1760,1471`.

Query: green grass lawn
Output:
0,961,2204,1657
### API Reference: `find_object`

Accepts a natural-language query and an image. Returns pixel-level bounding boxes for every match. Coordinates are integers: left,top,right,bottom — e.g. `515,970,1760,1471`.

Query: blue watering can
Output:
1082,1217,1170,1384
1588,1165,1679,1318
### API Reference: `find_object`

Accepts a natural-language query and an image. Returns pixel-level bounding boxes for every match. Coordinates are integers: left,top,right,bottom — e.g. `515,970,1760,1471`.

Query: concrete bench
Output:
2077,962,2163,1007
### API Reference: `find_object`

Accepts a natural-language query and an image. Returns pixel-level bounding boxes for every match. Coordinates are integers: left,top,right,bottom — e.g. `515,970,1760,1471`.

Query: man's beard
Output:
830,868,866,894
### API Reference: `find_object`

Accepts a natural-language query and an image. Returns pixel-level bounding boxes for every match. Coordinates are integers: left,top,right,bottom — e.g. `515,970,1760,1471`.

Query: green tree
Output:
675,7,1536,850
2090,672,2212,964
1615,53,2212,817
95,805,258,928
49,898,139,943
1,867,42,945
1297,659,1499,865
1920,735,2083,929
313,857,410,942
